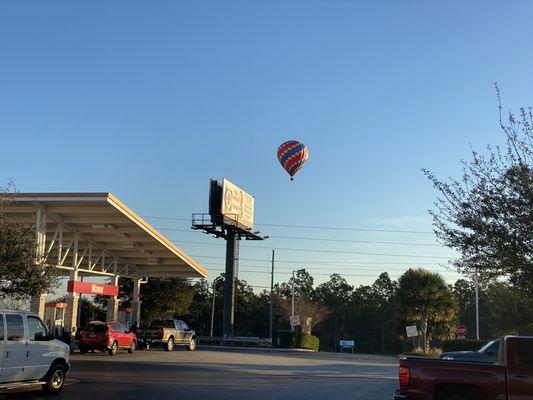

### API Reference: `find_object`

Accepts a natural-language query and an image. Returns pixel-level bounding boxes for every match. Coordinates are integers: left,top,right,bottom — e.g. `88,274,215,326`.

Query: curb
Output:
198,344,315,353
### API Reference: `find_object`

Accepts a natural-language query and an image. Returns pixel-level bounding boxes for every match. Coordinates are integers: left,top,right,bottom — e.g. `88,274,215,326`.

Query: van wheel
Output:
128,340,136,353
187,338,196,351
109,341,118,356
79,345,88,355
166,337,174,351
42,363,66,394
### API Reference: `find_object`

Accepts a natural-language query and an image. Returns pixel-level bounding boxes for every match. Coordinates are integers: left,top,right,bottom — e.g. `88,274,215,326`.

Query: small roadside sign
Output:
290,315,301,327
456,325,467,339
406,325,418,338
339,340,355,353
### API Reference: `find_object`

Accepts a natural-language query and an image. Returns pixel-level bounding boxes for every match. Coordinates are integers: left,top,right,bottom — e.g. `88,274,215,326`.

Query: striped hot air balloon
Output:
277,140,309,181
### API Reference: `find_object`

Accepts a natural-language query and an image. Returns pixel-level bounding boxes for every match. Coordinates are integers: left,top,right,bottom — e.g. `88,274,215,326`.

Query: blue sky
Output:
2,1,533,291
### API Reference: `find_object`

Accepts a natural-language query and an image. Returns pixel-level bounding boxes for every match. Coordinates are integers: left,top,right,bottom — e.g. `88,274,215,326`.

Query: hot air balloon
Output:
277,140,309,181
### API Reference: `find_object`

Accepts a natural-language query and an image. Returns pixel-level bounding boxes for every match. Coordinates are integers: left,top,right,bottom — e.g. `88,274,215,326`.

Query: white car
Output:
0,310,70,394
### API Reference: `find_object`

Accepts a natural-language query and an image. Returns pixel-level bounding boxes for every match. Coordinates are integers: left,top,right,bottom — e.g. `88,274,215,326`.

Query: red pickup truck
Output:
395,336,533,400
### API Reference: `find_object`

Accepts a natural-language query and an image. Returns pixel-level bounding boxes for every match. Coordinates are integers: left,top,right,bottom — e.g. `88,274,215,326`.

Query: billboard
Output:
220,179,255,230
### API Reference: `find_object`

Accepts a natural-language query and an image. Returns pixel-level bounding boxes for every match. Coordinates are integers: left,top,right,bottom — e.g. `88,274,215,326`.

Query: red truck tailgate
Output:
397,357,507,400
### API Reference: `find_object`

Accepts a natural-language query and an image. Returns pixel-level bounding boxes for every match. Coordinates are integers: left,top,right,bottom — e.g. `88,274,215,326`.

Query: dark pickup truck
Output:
441,339,499,364
395,336,533,400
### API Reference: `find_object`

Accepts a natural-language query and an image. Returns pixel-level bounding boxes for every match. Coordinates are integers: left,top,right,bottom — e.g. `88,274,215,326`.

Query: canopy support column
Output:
64,233,79,337
106,265,119,322
30,207,48,319
131,278,142,327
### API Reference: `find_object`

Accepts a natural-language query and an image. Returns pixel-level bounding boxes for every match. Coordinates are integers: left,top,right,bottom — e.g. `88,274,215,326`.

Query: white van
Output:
0,310,70,394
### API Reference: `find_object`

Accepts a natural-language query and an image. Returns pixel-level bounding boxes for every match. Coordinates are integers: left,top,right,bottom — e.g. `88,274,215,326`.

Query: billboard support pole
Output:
223,229,238,337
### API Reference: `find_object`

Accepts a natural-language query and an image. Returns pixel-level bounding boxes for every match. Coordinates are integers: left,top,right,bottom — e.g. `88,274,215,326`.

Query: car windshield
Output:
87,324,108,333
479,340,498,353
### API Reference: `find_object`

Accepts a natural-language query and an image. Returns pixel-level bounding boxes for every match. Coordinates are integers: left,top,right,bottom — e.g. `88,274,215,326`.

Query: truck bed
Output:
397,357,507,400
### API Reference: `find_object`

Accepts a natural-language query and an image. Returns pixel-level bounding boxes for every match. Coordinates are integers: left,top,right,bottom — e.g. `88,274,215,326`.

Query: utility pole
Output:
291,270,295,332
210,280,216,337
269,250,275,341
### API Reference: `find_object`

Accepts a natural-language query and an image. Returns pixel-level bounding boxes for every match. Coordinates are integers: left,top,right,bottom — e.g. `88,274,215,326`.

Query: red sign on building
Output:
67,281,119,296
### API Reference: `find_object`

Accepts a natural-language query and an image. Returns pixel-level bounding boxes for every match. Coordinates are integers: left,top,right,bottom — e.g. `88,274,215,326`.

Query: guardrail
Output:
197,336,273,348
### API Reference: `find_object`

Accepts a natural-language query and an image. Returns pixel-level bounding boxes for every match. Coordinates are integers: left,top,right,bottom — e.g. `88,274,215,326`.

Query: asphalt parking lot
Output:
1,348,399,400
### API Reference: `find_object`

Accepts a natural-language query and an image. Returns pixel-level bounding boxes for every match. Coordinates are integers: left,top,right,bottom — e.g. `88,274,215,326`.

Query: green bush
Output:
442,339,489,352
273,331,319,351
300,334,320,352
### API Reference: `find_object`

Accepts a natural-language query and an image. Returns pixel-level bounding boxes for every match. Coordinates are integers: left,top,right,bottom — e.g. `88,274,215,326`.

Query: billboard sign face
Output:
221,179,255,230
406,325,418,338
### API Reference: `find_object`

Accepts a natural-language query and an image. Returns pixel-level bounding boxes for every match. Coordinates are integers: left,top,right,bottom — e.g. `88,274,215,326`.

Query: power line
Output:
188,254,447,266
141,215,434,235
199,261,459,274
155,227,442,247
267,235,441,247
176,240,454,260
207,267,462,279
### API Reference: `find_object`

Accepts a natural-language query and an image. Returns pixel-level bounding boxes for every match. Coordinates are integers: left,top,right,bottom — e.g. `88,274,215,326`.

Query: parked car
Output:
137,319,196,351
440,339,500,363
79,321,137,355
0,309,70,394
395,336,533,400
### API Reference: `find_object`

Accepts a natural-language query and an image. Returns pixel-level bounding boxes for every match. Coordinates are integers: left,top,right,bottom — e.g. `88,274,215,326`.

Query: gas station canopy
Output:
3,193,207,280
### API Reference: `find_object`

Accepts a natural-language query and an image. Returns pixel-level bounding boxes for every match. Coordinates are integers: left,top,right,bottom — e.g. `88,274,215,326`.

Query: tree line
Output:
110,266,531,354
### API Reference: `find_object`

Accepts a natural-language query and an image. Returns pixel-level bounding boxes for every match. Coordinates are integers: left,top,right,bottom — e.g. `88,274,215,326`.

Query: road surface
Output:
1,348,398,400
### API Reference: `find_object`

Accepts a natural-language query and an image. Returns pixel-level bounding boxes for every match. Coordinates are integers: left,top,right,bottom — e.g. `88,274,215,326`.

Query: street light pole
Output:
291,270,295,332
475,272,480,340
269,250,275,341
210,281,216,338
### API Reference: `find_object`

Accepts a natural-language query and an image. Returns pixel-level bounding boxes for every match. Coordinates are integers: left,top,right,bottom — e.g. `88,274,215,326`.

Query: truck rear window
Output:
150,320,174,328
516,342,533,369
87,324,108,333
